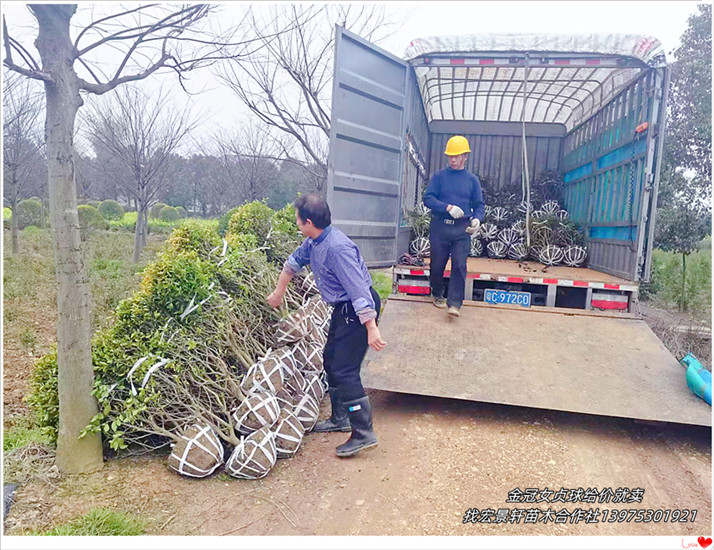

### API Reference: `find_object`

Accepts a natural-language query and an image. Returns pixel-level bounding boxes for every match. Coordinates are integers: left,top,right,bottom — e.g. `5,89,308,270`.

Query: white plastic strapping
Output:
168,424,224,478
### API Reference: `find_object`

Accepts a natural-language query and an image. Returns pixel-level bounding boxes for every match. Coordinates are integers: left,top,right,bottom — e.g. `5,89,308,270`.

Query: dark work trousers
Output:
429,217,470,308
322,287,381,402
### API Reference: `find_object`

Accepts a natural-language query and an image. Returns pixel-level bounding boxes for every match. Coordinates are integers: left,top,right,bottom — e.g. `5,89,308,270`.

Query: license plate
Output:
484,289,531,308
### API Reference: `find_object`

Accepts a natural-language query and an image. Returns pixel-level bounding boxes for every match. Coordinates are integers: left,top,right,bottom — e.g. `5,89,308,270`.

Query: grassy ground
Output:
29,508,146,536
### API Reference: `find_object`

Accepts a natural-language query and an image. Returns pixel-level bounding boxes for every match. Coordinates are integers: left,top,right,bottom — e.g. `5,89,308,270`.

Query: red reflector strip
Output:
467,273,480,279
604,283,621,290
410,270,425,275
444,270,451,277
543,278,559,285
398,285,430,295
573,280,589,287
586,59,601,65
450,58,465,65
507,277,524,283
554,59,571,65
479,59,494,65
591,299,628,310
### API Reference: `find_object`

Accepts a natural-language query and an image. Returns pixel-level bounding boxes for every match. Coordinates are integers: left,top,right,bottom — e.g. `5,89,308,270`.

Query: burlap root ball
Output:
168,424,224,478
232,390,280,434
303,371,326,405
225,427,277,480
293,391,320,432
276,310,309,345
273,409,305,458
292,338,324,373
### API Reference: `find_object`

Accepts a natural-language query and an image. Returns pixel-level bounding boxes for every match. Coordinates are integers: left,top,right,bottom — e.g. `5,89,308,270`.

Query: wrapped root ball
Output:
274,409,305,459
293,392,320,432
304,371,326,405
232,390,280,434
168,424,224,478
225,427,276,480
276,310,309,344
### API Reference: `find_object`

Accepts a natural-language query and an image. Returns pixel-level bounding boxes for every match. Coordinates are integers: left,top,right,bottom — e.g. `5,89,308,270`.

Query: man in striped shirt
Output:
267,193,387,458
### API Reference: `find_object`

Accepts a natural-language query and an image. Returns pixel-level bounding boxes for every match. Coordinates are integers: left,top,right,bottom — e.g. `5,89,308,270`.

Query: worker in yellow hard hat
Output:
423,135,485,317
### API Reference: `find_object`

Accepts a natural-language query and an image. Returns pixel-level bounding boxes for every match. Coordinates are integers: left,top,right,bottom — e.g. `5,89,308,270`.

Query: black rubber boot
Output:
336,396,378,457
313,387,351,432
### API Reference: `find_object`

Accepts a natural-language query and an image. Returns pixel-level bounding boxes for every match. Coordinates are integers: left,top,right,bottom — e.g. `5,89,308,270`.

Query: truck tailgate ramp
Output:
363,296,711,426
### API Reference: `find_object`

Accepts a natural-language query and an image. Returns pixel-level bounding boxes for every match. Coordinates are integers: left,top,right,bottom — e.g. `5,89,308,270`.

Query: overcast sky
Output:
1,1,704,151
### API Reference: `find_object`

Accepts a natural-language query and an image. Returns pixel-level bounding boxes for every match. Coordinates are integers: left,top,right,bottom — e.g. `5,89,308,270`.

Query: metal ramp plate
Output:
363,296,712,426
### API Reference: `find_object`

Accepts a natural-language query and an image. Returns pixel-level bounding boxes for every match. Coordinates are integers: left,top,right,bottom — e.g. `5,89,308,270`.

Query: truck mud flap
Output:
363,295,711,427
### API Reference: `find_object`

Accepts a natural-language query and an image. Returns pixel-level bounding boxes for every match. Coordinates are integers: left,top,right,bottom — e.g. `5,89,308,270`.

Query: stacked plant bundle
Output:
404,171,587,267
29,201,332,480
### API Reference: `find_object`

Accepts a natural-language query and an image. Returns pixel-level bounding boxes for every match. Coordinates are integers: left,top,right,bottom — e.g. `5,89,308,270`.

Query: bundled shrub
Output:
30,211,309,454
176,206,187,218
99,200,124,221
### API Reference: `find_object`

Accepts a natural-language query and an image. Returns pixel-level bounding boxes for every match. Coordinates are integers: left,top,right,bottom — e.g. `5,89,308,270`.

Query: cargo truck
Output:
326,27,711,427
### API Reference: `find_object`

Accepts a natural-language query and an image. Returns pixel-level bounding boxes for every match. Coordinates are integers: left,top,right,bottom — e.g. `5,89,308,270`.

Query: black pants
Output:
322,287,381,402
429,218,470,308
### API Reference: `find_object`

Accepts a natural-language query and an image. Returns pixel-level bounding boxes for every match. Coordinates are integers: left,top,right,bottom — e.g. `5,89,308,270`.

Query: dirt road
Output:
5,389,711,537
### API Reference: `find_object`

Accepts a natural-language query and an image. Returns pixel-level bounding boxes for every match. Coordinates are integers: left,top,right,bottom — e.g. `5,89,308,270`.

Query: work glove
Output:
465,218,481,235
447,205,464,219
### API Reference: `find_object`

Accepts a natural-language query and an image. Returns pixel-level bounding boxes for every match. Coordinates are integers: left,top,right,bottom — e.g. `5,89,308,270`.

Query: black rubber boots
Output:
313,387,351,433
336,396,378,457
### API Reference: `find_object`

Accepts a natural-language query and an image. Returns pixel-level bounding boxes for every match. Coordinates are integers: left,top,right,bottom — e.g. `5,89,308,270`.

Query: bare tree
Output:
3,70,46,254
83,85,198,262
2,3,269,473
211,120,282,203
218,4,392,194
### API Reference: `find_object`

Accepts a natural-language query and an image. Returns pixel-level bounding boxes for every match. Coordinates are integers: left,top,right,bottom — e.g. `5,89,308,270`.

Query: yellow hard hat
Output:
444,135,471,156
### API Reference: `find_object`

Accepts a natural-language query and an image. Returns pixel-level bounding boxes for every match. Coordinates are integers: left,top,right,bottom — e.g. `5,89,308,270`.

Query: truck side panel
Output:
327,26,409,267
561,69,668,281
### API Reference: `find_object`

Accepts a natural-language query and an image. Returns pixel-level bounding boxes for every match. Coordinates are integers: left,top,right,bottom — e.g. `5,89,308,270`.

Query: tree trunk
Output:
11,182,20,256
681,253,687,312
34,4,103,474
133,194,145,263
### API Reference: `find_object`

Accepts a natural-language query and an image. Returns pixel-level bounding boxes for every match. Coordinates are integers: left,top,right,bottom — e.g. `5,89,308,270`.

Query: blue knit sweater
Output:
423,167,485,222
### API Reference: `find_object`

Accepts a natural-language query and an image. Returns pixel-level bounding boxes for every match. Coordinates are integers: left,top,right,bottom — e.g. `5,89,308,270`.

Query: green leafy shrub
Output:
149,202,167,219
176,206,187,218
227,201,273,246
78,205,107,240
98,200,124,221
3,206,11,230
159,205,180,222
29,205,307,451
27,348,59,441
218,206,241,236
17,198,46,229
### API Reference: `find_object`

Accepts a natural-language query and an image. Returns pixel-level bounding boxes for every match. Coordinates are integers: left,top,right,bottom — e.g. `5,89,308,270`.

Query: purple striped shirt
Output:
283,226,377,324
